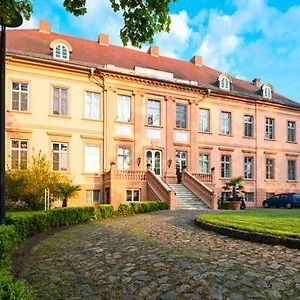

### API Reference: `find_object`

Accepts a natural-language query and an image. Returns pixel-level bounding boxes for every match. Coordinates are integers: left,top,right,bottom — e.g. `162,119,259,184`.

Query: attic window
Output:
218,74,231,91
262,84,272,99
50,39,72,61
54,44,69,60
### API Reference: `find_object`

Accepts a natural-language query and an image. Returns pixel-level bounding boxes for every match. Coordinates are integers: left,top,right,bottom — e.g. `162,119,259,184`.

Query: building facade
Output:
5,21,300,208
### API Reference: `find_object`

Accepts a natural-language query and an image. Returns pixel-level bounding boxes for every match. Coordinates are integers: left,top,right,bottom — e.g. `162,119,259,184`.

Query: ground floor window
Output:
86,190,100,202
126,189,140,202
244,192,254,202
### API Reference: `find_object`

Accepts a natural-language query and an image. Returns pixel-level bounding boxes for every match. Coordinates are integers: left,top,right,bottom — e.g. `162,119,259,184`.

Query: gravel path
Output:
19,210,300,299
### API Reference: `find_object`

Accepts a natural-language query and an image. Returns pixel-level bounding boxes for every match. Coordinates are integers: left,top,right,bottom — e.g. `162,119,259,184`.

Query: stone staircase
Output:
168,183,209,210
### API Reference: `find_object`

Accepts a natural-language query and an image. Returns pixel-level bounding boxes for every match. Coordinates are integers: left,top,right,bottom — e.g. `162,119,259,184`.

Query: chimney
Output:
147,45,159,57
252,78,261,88
98,33,109,46
190,55,202,66
39,20,51,34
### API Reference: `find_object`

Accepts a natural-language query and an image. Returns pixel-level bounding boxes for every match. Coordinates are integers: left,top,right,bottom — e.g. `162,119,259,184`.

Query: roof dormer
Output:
218,73,231,91
261,83,273,99
50,39,72,61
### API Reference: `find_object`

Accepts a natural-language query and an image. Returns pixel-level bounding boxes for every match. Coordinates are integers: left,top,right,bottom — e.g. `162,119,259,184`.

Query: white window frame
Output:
199,154,209,173
53,44,69,60
288,160,296,181
147,99,161,126
84,92,100,120
221,111,231,135
10,139,28,169
126,189,140,202
265,118,274,139
117,95,131,122
11,82,29,111
199,108,210,132
84,145,100,173
86,190,100,203
53,87,68,116
52,142,68,171
221,155,231,178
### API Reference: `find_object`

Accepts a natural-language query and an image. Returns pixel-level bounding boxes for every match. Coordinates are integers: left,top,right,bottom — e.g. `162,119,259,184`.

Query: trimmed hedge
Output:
1,201,167,299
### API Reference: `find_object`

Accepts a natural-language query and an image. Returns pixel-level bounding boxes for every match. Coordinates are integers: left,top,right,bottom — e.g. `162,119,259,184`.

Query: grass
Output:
198,209,300,238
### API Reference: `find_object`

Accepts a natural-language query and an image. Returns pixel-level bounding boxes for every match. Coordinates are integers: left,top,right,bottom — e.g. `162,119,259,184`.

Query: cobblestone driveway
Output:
20,210,300,300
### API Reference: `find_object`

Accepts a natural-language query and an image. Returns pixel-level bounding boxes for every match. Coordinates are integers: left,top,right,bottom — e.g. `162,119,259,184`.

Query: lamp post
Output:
0,11,23,225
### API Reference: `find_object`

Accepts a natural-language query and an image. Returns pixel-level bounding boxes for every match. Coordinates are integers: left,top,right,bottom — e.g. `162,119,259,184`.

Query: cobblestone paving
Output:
20,210,300,300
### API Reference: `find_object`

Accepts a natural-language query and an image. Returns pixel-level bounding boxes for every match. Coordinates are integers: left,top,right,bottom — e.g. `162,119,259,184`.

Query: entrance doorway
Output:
146,150,162,176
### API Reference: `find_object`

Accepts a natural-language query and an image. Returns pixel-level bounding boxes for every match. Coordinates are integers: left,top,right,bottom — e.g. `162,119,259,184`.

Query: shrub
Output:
116,204,134,216
98,205,114,218
0,269,35,300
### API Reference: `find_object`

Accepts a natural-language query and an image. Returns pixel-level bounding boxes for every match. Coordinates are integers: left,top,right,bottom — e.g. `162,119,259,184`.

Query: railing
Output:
182,170,218,210
191,172,213,184
146,170,176,210
113,170,146,181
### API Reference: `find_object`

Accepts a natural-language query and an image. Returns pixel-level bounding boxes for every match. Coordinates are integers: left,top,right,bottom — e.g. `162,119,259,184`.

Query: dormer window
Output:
218,74,231,91
50,39,72,61
54,44,69,60
262,84,273,99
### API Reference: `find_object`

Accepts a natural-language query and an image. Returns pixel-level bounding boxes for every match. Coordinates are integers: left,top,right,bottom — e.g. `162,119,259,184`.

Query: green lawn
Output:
198,209,300,238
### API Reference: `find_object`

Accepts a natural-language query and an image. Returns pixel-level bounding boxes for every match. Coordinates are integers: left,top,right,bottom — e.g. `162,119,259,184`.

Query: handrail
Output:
146,170,176,210
182,170,218,210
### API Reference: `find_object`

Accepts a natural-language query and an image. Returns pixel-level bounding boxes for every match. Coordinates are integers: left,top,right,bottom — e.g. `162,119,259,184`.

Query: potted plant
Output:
222,176,245,210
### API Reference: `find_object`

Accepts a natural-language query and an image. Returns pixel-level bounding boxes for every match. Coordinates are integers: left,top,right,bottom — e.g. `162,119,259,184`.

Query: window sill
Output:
198,131,212,135
264,138,276,141
219,133,233,137
286,141,297,144
81,118,102,122
7,110,31,114
49,114,71,119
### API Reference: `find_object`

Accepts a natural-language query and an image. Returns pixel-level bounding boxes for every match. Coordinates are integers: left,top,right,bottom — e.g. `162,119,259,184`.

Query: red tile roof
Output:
6,29,300,108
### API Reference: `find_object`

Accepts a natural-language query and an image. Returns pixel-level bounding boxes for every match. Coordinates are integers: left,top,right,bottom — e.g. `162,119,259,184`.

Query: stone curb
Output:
194,218,300,249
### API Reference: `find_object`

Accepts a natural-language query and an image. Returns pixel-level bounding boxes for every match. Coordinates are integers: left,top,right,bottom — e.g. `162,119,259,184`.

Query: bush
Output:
0,269,35,300
98,205,114,218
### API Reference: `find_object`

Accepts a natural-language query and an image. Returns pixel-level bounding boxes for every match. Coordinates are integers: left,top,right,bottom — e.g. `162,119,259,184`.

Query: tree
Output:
1,0,176,47
56,182,81,208
222,176,245,201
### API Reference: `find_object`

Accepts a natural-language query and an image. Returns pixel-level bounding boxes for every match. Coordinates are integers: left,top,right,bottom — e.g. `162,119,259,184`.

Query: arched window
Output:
218,74,231,91
262,85,272,99
54,44,69,60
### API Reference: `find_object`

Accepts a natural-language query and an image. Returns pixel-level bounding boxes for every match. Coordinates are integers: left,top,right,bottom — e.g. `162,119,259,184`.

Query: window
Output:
244,157,254,179
117,95,131,122
52,142,68,171
265,118,274,139
262,85,272,99
221,155,231,178
199,109,210,132
244,192,254,202
287,121,296,142
11,82,28,111
288,160,296,181
266,158,274,180
221,112,231,135
11,139,28,169
219,75,230,90
54,44,69,60
199,154,209,173
176,104,187,128
84,92,100,120
117,147,130,170
84,145,100,173
53,87,68,116
244,115,253,137
147,100,160,126
126,189,140,202
86,190,100,203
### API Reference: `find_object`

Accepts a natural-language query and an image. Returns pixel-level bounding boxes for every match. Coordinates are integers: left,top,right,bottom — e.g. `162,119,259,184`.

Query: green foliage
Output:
0,269,35,300
56,182,81,207
3,0,176,48
98,204,114,218
222,176,245,200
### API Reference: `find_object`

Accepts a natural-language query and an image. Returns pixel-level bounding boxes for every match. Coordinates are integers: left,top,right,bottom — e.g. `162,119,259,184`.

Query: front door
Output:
146,150,162,176
176,151,187,173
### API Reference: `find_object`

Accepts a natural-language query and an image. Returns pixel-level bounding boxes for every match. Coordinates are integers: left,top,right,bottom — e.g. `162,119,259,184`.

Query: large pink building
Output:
5,21,300,209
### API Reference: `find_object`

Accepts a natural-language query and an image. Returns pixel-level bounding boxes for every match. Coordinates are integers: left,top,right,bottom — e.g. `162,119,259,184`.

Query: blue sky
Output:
22,0,300,102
